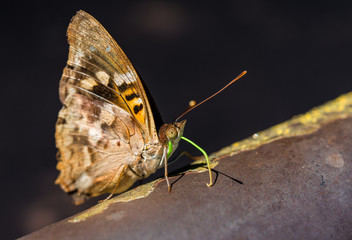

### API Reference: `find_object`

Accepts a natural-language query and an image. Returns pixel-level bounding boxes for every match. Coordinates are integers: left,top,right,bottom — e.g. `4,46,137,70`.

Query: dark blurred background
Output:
2,1,352,238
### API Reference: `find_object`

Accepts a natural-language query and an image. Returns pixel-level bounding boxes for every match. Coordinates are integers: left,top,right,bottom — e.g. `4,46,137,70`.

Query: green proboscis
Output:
167,141,173,158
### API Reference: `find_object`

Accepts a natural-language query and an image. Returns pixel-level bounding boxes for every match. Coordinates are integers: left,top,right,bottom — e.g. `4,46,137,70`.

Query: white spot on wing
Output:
88,128,102,139
74,51,84,65
101,110,115,125
95,71,109,86
124,71,135,82
136,98,143,105
102,103,114,113
76,172,93,190
80,77,97,90
113,73,125,86
67,87,76,95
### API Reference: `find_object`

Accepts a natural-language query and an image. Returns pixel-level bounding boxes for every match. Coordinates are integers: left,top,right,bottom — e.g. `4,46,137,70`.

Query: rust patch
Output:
326,153,344,168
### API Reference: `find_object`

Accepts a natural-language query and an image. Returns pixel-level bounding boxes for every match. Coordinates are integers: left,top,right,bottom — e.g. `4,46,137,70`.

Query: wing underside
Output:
55,10,164,203
55,92,144,203
62,10,159,140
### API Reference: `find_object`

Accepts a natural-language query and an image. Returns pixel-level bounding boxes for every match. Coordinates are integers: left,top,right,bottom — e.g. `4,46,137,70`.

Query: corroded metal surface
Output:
20,93,352,240
21,117,352,239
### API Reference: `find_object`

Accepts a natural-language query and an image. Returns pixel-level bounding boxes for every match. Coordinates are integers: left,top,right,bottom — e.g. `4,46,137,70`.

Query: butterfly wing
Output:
56,93,144,204
55,10,160,203
61,10,159,140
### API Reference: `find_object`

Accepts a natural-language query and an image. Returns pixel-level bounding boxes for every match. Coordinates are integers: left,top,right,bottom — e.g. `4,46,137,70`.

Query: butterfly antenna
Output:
174,70,247,122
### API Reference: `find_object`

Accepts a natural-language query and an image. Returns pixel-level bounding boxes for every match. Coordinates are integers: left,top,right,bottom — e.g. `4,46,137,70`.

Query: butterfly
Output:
55,10,245,205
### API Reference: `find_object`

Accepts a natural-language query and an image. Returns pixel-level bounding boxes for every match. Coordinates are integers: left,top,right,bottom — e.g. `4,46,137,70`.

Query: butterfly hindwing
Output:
55,91,145,203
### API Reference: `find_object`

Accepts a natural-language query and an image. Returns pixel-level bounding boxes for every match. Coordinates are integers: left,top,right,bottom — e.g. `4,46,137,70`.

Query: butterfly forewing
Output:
62,10,157,140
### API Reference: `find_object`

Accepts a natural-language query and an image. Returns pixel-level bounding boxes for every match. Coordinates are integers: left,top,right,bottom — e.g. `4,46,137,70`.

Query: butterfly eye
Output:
165,126,178,140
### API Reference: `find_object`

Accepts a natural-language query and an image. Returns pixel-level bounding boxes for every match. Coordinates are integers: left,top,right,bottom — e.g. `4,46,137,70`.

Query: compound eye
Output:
166,125,178,140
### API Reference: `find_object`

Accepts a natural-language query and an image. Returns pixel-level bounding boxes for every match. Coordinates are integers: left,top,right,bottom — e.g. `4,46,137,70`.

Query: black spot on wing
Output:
73,135,90,146
97,139,109,150
126,93,140,101
118,82,129,92
100,123,110,132
66,64,75,70
57,117,67,125
133,103,144,114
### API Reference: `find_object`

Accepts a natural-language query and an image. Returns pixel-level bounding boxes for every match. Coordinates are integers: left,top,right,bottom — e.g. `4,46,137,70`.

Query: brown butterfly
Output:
55,10,245,204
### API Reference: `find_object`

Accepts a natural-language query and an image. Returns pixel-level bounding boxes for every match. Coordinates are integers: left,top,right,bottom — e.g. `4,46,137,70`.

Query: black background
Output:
2,1,352,239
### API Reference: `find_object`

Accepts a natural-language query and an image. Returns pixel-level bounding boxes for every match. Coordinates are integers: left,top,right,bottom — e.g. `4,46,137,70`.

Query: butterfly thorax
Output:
132,120,187,179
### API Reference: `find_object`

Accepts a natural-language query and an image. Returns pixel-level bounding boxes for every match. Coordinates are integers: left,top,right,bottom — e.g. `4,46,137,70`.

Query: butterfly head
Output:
158,120,186,156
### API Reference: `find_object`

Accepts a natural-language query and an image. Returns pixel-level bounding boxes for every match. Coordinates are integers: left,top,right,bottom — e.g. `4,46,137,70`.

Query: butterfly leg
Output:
99,164,128,203
163,147,172,193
